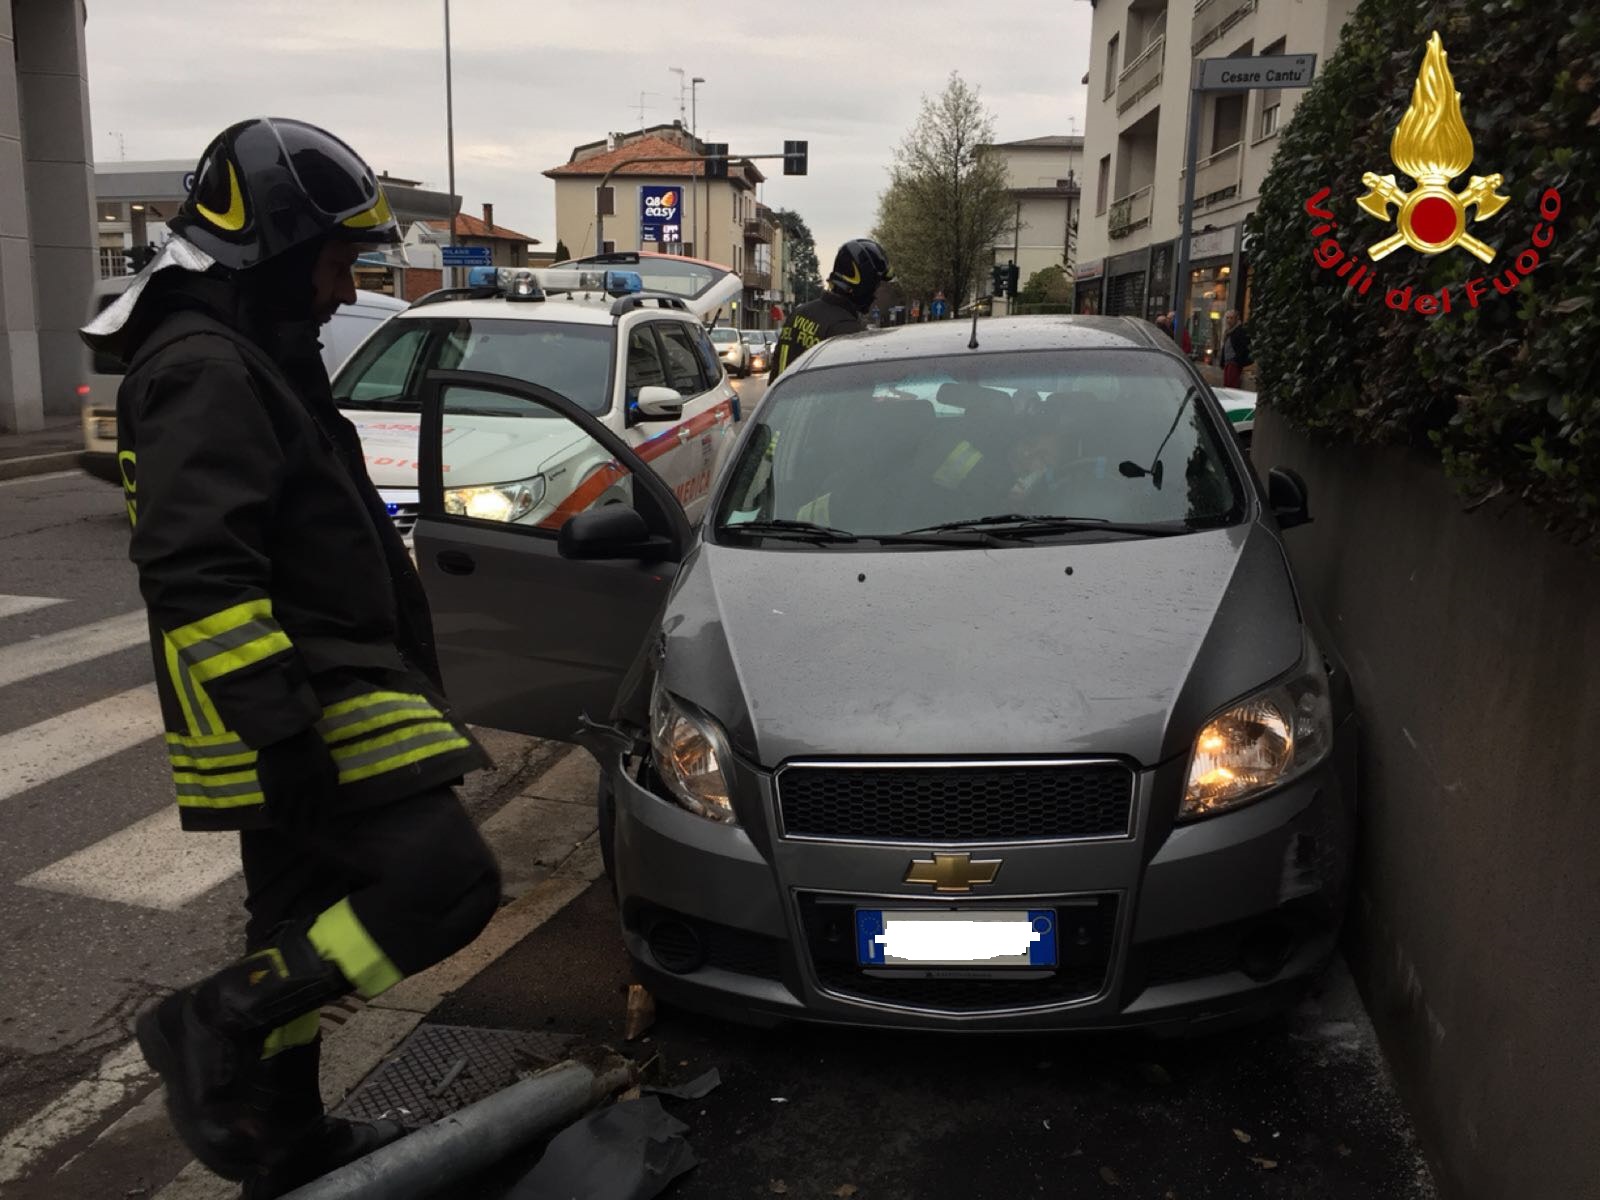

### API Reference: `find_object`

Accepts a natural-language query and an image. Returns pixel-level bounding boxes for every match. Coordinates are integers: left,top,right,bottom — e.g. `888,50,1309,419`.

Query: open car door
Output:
413,369,692,741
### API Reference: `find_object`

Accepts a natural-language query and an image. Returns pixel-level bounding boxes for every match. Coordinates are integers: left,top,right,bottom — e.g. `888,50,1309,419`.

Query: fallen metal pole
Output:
279,1057,636,1200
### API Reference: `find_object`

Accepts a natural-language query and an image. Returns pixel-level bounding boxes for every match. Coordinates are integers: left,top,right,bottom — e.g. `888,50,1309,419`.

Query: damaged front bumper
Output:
606,720,1357,1033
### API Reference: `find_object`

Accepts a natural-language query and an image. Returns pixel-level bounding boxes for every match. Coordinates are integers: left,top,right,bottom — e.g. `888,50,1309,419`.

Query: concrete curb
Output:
0,450,83,481
152,749,606,1200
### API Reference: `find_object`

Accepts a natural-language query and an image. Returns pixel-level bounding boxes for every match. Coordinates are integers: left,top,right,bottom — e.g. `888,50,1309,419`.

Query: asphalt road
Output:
443,881,1437,1200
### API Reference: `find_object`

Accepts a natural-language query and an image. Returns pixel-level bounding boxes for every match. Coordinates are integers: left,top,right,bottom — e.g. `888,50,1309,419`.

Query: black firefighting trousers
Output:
239,786,501,1051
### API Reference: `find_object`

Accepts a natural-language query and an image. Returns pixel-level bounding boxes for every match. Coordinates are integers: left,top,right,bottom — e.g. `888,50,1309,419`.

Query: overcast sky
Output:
84,0,1093,259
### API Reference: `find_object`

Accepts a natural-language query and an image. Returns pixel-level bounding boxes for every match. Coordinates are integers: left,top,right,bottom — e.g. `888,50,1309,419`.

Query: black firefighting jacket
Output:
768,291,864,382
114,274,487,831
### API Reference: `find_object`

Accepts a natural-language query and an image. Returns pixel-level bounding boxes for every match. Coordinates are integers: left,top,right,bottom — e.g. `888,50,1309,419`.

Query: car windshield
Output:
709,329,740,344
331,317,613,415
712,350,1246,542
559,255,726,301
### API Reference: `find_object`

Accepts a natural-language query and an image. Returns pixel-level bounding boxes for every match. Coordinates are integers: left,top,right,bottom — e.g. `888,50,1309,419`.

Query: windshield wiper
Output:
720,518,861,543
902,513,1183,538
720,519,1000,548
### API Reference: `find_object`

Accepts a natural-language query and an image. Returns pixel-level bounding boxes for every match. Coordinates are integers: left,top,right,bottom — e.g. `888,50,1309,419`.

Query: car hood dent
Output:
658,526,1304,768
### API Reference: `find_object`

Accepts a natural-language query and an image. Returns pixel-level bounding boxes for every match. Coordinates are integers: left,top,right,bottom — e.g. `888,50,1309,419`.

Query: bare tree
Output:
873,73,1014,309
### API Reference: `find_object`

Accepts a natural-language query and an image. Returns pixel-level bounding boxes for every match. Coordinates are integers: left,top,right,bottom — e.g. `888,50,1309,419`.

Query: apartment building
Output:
1074,0,1354,361
545,121,785,325
982,135,1085,311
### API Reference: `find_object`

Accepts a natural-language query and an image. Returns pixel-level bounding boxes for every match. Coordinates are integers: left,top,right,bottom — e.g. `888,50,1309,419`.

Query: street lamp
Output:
691,77,705,256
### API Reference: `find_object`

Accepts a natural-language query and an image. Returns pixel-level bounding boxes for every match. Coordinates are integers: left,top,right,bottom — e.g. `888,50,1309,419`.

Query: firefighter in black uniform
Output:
768,238,892,381
80,118,501,1197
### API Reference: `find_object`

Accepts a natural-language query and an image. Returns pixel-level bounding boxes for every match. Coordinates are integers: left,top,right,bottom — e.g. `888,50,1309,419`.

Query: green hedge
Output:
1247,0,1600,540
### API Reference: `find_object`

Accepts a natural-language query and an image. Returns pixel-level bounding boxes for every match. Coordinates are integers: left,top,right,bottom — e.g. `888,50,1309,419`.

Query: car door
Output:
650,318,735,516
413,369,692,740
617,320,699,509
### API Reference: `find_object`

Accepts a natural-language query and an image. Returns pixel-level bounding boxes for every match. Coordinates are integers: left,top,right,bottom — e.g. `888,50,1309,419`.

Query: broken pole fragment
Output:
277,1056,637,1200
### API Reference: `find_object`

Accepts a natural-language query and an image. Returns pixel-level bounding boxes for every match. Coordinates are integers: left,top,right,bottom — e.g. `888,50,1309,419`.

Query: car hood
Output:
657,524,1304,769
342,410,586,489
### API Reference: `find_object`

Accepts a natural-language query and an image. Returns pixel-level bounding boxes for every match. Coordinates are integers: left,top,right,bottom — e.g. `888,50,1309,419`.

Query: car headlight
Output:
1181,630,1334,820
649,678,737,824
444,475,545,522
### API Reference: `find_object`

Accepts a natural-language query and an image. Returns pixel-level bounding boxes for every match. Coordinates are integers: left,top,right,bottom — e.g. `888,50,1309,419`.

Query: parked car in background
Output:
405,314,1357,1035
746,331,772,376
79,276,407,485
1213,386,1256,452
709,326,750,377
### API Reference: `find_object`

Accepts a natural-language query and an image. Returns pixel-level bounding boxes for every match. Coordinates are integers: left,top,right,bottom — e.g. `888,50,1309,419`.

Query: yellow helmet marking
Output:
195,162,247,232
839,261,862,286
342,188,394,230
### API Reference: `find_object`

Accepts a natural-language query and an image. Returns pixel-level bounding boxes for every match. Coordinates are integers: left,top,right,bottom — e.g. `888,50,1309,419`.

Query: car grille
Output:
797,892,1117,1013
777,762,1134,843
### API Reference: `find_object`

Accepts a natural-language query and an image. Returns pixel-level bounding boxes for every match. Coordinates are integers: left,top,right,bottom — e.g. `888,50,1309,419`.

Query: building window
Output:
98,246,126,279
602,240,616,254
1256,38,1286,142
1105,33,1120,97
1096,156,1110,216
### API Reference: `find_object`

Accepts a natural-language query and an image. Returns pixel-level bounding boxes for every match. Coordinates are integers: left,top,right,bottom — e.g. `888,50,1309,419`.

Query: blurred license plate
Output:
855,909,1057,968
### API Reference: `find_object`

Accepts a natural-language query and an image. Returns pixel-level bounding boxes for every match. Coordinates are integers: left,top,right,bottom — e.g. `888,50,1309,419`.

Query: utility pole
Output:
443,0,458,289
691,76,705,258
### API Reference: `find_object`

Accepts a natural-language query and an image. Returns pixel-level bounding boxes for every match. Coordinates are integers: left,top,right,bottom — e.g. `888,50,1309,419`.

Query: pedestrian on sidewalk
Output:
1221,309,1253,388
80,117,500,1198
1162,310,1193,356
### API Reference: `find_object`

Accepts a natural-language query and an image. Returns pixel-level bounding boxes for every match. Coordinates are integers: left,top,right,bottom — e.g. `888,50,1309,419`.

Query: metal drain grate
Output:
334,1023,579,1129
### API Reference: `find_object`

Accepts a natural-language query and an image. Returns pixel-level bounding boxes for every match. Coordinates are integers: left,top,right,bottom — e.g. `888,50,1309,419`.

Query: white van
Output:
79,279,408,483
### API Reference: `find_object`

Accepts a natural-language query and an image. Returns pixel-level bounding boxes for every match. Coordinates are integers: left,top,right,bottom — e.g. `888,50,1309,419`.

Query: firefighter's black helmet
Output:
169,117,400,271
828,238,893,312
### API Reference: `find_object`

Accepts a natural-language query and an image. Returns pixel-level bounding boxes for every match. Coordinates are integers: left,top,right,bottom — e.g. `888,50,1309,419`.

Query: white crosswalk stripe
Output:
20,805,242,911
0,593,67,620
0,684,163,805
0,608,148,690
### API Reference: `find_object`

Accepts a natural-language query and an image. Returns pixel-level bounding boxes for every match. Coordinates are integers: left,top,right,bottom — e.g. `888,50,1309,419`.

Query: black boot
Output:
239,1039,406,1199
135,923,349,1181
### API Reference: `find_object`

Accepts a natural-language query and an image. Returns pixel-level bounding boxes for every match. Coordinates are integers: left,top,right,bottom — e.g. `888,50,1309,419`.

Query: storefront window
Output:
1184,263,1232,365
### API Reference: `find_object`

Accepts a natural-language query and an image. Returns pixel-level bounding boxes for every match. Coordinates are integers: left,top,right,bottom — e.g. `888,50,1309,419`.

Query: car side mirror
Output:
558,506,670,561
1267,467,1312,529
635,385,684,420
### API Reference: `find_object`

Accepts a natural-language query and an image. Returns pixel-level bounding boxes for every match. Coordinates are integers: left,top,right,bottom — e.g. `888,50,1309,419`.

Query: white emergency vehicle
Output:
331,255,743,538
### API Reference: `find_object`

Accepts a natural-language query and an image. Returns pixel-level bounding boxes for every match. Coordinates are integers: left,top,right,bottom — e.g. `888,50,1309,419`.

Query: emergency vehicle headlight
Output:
443,475,546,523
649,679,736,825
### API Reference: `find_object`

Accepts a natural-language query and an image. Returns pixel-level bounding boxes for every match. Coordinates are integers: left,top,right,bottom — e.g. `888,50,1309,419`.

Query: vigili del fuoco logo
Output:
1302,32,1563,315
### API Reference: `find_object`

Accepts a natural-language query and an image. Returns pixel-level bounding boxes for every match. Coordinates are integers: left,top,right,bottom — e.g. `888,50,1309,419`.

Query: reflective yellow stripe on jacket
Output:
165,690,469,811
932,440,983,489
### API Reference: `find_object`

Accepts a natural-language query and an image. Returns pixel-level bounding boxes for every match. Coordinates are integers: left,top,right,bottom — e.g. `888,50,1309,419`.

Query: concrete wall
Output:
1253,408,1600,1200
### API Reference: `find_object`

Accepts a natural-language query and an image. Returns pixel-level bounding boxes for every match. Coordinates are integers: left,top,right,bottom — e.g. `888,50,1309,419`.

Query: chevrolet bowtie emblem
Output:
1356,32,1508,264
903,852,1002,893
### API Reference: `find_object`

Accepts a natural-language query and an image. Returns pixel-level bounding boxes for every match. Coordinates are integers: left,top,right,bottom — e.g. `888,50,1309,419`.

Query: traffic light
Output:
705,143,729,179
1005,261,1020,297
784,140,809,176
991,264,1006,296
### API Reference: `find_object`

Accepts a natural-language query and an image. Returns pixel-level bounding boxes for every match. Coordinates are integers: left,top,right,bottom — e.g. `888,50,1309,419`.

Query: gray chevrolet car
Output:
410,315,1357,1034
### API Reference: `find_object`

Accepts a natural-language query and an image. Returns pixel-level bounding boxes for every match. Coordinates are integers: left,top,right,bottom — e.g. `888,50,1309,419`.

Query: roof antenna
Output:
967,306,980,350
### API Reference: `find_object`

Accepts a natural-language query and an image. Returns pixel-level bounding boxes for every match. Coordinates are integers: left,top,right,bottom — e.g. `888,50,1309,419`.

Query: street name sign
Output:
1197,53,1317,91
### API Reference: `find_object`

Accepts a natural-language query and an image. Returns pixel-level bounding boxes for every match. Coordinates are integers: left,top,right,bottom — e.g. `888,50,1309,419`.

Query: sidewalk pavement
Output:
0,417,84,482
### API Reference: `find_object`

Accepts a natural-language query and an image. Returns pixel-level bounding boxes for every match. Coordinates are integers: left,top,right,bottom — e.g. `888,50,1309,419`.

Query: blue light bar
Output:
604,270,643,295
466,266,498,288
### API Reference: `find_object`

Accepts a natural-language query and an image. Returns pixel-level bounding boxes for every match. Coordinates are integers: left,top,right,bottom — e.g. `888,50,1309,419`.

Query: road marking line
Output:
0,685,162,805
0,469,81,488
20,805,240,911
0,594,66,620
0,1040,150,1186
0,609,148,690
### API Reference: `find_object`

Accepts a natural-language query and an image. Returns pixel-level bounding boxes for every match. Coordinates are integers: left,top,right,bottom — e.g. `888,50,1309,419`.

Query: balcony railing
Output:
1115,34,1165,114
1191,0,1257,54
742,269,772,291
1108,185,1154,239
1178,141,1243,212
744,219,774,244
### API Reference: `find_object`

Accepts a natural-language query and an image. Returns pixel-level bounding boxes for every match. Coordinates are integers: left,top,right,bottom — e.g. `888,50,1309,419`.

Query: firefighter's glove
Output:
256,726,341,831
